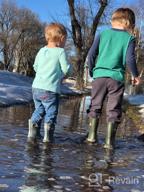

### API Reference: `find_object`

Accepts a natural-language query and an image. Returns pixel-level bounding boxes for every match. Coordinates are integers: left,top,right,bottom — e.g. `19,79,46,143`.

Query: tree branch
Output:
67,0,82,48
91,0,107,37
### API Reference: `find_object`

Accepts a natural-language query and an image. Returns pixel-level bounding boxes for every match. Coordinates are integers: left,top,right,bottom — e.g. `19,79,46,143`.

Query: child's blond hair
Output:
111,8,135,31
45,23,67,45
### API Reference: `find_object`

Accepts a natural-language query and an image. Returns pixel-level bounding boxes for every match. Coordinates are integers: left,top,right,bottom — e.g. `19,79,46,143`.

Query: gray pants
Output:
88,78,125,122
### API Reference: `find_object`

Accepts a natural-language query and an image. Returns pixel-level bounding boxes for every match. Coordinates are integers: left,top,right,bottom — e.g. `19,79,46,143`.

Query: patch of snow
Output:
0,70,91,107
125,94,144,119
0,71,33,106
0,69,143,120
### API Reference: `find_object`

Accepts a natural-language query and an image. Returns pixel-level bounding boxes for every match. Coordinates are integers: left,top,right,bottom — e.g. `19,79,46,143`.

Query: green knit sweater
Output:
93,29,135,82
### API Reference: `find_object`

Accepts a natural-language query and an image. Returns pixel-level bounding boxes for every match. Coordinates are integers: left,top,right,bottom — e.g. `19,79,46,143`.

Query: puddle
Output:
0,96,144,192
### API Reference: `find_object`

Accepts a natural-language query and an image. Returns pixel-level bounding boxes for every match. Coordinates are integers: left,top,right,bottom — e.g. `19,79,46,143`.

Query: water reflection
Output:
0,97,144,191
58,97,89,134
24,143,57,191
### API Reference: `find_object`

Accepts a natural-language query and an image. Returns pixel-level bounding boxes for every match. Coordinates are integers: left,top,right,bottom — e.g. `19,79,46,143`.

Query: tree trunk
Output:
75,48,87,90
67,0,108,90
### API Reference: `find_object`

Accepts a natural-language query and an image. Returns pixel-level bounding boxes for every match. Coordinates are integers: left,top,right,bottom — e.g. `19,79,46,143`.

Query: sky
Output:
0,0,136,24
15,0,68,23
15,0,135,22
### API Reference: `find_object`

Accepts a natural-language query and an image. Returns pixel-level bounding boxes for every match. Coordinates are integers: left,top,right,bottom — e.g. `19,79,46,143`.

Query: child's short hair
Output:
45,23,67,44
111,8,135,30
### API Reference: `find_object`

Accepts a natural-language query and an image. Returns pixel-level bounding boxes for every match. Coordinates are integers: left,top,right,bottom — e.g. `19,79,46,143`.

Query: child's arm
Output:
33,51,41,72
126,39,141,85
87,35,100,77
33,57,38,72
59,50,72,77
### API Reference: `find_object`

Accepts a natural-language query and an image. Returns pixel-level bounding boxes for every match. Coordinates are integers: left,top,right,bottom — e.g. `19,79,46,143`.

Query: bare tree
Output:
126,2,144,80
13,8,45,75
67,0,108,89
0,0,45,75
0,0,19,70
134,2,144,77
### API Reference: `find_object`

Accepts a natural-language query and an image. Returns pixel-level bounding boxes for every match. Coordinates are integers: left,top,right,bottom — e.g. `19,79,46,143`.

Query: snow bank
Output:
0,71,33,106
125,94,144,119
0,71,91,107
0,70,143,119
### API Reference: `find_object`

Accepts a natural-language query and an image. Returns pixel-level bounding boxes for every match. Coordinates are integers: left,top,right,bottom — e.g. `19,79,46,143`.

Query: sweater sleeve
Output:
59,50,72,76
33,49,41,72
87,35,100,77
126,39,139,77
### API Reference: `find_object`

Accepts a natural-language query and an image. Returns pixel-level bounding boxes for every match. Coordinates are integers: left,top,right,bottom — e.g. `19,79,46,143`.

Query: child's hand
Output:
132,76,141,85
61,76,67,84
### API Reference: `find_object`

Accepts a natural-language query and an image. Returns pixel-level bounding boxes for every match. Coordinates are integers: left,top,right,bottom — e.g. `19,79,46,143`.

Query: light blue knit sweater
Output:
32,46,72,93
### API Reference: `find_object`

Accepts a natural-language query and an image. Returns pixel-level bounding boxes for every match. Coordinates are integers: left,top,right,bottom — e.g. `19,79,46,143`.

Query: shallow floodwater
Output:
0,96,144,192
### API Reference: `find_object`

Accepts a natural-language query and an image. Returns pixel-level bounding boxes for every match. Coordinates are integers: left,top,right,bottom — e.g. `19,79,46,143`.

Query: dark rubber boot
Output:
27,119,38,142
43,123,55,143
36,120,42,139
87,117,99,143
104,122,118,150
36,127,42,139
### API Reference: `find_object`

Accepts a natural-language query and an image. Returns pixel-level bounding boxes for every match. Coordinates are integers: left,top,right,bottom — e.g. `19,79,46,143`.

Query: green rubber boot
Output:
43,123,55,143
27,119,38,142
87,117,99,143
104,122,118,150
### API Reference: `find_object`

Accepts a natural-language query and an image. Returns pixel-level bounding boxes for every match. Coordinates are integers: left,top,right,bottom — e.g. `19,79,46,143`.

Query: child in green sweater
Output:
87,8,141,149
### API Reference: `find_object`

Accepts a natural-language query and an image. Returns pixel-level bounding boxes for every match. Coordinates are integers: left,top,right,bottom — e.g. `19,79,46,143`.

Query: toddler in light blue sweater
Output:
28,23,72,143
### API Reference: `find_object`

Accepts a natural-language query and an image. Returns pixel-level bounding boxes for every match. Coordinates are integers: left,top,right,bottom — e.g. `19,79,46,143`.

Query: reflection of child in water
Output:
28,23,72,143
87,8,141,149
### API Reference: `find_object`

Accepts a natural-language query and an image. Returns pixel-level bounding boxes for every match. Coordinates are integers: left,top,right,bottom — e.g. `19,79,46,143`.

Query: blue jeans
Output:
31,88,59,125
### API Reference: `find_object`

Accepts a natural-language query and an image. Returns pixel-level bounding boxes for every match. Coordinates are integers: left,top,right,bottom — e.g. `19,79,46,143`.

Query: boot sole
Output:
103,144,113,150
